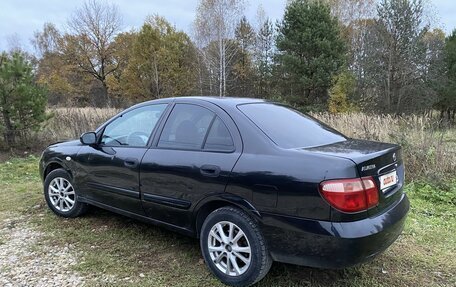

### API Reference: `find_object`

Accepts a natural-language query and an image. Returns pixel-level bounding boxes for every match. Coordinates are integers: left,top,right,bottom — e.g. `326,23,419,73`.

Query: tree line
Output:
2,0,456,146
22,0,456,116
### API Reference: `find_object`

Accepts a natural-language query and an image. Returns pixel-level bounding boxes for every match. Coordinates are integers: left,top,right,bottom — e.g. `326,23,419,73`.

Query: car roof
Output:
139,96,268,109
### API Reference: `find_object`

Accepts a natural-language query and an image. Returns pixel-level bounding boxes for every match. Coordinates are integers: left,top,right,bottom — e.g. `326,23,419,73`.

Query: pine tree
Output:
255,18,275,98
437,30,456,121
0,52,48,146
276,0,346,107
232,17,256,97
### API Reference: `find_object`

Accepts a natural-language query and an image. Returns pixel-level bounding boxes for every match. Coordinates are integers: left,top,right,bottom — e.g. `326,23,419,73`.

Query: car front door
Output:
140,102,242,228
75,104,168,214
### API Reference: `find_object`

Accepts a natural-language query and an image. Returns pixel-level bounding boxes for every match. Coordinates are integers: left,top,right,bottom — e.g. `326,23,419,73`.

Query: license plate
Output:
379,170,398,190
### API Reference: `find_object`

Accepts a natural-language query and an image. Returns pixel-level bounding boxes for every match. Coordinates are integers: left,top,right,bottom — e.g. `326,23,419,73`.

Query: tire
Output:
44,168,88,218
200,206,272,286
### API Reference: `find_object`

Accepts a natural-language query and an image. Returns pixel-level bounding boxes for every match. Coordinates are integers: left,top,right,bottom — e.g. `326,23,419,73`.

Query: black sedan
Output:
39,97,409,286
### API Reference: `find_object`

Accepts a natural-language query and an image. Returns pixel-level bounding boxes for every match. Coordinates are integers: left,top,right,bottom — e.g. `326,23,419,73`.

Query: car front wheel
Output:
200,206,272,286
44,168,88,218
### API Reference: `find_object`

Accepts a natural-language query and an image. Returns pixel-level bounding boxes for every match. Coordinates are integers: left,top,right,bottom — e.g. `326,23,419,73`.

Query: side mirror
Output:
80,132,97,145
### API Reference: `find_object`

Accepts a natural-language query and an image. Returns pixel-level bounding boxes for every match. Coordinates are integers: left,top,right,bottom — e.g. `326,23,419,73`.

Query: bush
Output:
0,52,48,147
405,181,456,205
328,71,358,113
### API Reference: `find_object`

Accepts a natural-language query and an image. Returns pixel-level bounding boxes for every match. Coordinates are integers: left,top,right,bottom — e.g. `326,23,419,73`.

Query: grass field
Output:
0,156,455,286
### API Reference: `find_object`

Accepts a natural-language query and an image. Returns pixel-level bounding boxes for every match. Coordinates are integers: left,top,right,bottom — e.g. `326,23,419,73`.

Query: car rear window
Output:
238,103,346,149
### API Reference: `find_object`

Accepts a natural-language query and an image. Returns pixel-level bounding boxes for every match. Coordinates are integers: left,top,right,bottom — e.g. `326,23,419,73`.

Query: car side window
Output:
101,104,167,147
158,104,215,150
204,117,234,152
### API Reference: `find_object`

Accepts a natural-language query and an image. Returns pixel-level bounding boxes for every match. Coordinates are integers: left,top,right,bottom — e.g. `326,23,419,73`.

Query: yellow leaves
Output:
117,19,197,100
38,71,74,95
328,71,359,113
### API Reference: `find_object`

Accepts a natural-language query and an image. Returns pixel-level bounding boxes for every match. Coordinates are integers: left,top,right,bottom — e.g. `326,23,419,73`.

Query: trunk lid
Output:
305,139,404,217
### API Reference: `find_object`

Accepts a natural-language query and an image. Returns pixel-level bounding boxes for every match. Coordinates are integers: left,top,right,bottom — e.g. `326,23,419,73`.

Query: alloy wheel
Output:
48,177,75,212
207,221,252,276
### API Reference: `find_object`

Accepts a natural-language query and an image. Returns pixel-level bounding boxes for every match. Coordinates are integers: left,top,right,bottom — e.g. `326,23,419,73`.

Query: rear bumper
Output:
260,193,409,268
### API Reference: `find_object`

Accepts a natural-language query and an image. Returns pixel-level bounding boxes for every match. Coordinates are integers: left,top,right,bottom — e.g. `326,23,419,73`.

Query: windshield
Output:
238,103,346,149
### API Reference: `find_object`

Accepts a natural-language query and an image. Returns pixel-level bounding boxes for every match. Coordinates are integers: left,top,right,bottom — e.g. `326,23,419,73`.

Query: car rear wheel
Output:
44,168,88,218
200,206,272,286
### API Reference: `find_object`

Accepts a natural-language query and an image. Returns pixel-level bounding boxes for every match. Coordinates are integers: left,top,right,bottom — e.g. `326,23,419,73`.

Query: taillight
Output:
319,177,379,213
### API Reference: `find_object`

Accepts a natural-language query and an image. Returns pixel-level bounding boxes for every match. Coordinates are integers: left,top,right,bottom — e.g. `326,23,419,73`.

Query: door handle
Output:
124,158,139,168
200,164,221,177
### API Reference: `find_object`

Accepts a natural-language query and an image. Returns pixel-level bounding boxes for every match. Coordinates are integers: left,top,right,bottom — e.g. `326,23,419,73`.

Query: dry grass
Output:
36,108,456,181
311,112,456,180
41,107,120,141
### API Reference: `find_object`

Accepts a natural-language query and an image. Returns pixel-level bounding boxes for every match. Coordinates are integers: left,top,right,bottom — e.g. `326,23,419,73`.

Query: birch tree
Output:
372,0,429,112
193,0,246,97
254,8,275,98
325,0,376,106
328,0,376,78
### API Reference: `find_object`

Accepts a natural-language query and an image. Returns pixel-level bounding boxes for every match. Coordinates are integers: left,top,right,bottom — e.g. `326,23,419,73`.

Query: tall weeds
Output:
33,108,456,181
41,107,120,142
312,112,456,180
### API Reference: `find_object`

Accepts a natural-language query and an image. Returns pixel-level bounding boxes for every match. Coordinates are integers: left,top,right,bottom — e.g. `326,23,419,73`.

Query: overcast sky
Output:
1,0,455,52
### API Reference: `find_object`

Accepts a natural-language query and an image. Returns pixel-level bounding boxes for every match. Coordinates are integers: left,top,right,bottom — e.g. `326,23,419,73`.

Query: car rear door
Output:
140,101,242,229
75,104,168,214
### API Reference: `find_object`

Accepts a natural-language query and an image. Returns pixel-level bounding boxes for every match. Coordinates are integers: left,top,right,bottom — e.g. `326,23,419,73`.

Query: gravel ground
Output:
0,215,85,287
